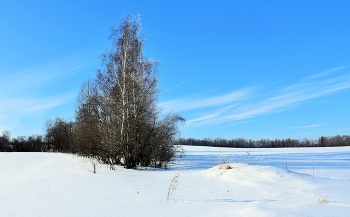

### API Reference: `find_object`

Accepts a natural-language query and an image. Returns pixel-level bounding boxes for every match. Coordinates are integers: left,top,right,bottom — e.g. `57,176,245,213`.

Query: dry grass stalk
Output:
317,196,329,204
219,164,232,170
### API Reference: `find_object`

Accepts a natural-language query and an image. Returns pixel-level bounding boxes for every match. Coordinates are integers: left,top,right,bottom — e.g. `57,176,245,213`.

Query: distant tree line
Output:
177,135,350,148
2,130,350,154
0,130,46,152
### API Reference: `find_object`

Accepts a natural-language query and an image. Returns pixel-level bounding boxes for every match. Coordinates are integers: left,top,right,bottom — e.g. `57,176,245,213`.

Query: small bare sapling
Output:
175,145,185,159
88,157,99,174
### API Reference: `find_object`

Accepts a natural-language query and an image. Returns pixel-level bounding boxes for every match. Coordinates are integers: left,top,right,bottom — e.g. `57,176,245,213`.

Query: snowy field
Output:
1,146,349,216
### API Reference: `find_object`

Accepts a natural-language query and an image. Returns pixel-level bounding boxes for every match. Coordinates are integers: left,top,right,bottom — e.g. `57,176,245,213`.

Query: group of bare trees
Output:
0,15,183,169
0,130,46,152
0,130,12,151
44,15,184,169
178,135,350,148
44,118,75,152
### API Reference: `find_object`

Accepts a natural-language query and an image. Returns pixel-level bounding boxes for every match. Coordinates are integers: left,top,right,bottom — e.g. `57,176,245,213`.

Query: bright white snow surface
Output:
1,146,349,217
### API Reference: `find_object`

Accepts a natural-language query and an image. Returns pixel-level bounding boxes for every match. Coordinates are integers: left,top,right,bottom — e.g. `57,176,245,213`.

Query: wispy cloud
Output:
164,80,191,92
0,93,76,114
288,124,324,129
292,127,350,137
0,58,84,132
159,87,255,112
303,66,347,81
0,115,21,133
0,59,84,97
160,67,350,128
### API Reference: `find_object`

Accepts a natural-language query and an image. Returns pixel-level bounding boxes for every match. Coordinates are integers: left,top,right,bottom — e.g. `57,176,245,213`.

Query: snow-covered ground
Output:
1,146,349,216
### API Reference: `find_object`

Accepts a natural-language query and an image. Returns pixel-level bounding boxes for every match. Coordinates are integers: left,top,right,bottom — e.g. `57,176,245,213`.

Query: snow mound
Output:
1,146,350,217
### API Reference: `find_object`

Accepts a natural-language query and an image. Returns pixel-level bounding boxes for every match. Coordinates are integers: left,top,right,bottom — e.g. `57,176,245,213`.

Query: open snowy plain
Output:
1,146,349,216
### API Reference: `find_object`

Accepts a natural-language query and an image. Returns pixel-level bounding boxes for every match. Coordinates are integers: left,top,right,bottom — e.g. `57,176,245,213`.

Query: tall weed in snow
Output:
246,150,251,165
281,154,290,173
311,159,319,182
167,174,180,200
218,154,233,169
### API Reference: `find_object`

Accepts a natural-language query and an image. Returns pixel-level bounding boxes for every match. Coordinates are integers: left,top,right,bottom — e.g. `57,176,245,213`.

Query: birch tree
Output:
67,14,185,169
97,14,181,168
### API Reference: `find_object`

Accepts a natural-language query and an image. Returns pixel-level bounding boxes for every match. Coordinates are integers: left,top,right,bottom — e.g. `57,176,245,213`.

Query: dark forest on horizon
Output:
177,135,350,148
1,129,350,153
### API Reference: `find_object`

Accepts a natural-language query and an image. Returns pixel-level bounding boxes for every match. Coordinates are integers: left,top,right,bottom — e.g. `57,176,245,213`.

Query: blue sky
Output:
1,1,350,140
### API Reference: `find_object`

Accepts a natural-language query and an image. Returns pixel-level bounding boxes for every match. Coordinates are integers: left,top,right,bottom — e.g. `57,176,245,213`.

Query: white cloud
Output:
161,67,350,128
289,124,324,129
303,66,347,81
0,58,84,132
0,59,84,97
159,87,255,112
164,80,191,92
